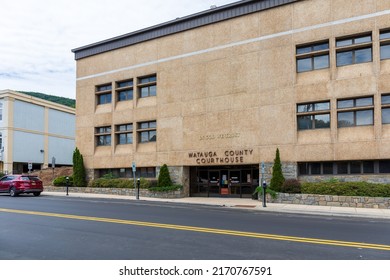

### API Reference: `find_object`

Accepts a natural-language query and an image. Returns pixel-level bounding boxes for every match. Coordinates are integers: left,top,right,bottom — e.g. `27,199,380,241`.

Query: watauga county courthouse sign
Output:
188,149,254,165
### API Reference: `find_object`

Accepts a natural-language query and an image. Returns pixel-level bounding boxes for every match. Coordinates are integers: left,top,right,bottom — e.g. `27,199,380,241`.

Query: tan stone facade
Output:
73,0,390,196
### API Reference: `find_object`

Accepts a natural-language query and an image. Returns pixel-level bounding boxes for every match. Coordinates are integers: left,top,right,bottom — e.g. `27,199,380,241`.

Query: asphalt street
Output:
0,194,389,259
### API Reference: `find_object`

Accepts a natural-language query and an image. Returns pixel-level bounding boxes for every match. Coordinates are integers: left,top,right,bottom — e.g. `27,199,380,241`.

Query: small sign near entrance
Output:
132,162,136,172
28,162,32,171
220,188,230,195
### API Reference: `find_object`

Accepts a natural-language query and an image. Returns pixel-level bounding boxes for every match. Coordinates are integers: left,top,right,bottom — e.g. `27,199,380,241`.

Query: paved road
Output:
1,194,389,259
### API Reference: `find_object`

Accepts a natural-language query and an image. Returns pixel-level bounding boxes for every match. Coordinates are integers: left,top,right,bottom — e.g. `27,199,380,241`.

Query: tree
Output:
73,147,86,187
270,148,285,192
158,164,172,187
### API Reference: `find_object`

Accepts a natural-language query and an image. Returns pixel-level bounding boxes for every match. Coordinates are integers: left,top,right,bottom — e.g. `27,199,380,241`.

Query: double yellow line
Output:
1,207,389,251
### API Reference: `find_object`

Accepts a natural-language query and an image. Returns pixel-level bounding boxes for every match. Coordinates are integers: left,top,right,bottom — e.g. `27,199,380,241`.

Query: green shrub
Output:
149,185,183,192
301,182,390,197
270,148,285,192
53,176,74,186
282,179,301,193
89,178,133,188
158,164,172,187
253,186,278,199
102,172,118,179
88,178,157,189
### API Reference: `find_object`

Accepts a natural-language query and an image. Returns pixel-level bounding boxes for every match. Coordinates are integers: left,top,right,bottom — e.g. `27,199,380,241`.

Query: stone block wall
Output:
267,193,390,209
44,186,186,199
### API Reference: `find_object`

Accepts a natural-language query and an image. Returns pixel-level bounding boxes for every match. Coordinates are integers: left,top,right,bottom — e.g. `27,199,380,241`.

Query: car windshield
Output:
21,176,39,181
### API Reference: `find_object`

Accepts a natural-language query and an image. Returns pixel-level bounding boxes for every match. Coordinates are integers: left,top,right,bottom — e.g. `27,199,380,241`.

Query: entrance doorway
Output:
190,165,259,198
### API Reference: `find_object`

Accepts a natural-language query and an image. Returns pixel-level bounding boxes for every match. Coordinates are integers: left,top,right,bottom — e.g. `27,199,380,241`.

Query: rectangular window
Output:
380,30,390,60
96,83,112,105
382,94,390,124
297,101,330,130
337,97,374,127
296,41,329,73
116,79,133,102
336,33,372,66
116,124,133,145
379,160,390,173
95,126,111,146
137,121,157,143
138,74,157,98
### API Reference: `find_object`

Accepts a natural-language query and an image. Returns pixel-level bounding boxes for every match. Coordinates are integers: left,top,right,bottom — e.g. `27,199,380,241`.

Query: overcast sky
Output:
0,0,236,99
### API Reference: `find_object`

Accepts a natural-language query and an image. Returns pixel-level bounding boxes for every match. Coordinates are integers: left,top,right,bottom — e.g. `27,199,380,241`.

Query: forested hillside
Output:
18,91,75,108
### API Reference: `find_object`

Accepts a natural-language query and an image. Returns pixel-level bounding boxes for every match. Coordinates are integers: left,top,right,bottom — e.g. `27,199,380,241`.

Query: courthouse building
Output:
72,0,390,197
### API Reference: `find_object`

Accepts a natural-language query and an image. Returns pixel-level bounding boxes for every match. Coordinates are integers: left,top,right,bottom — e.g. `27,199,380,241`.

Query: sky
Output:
0,0,237,99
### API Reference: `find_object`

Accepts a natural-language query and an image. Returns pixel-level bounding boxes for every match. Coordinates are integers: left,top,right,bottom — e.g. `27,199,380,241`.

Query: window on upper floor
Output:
296,41,329,73
138,75,157,98
116,79,133,102
115,123,133,145
0,102,3,121
336,33,372,66
380,29,390,60
96,83,112,105
337,96,374,127
382,94,390,124
137,121,156,143
95,126,112,146
297,101,330,130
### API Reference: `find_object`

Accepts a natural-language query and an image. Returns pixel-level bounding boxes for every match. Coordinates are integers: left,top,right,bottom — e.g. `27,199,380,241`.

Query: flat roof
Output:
72,0,301,60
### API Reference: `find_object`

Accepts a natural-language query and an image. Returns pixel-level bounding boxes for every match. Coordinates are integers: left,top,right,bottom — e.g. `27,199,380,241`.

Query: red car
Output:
0,175,43,197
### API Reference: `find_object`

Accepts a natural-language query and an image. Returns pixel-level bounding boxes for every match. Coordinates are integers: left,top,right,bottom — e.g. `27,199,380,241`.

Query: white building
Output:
0,90,75,174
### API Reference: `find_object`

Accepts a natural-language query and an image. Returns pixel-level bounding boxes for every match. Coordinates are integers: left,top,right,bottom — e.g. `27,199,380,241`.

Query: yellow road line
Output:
1,207,389,251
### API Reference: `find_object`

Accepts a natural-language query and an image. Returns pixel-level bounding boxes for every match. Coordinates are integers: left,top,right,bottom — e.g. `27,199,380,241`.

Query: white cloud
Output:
0,0,236,98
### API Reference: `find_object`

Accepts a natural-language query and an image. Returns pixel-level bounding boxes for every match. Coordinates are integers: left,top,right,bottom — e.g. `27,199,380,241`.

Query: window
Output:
297,101,330,130
336,33,372,66
380,30,390,60
116,124,133,145
137,121,156,143
337,97,374,127
96,83,112,105
95,126,111,146
116,79,133,102
298,161,377,175
382,94,390,124
138,75,157,98
296,41,329,72
0,102,2,121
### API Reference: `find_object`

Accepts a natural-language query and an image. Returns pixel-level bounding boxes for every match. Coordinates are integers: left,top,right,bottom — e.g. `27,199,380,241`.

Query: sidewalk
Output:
42,191,390,220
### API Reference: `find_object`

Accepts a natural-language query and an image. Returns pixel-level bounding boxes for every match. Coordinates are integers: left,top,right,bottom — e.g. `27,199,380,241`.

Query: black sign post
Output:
262,180,267,208
136,178,140,200
66,176,69,196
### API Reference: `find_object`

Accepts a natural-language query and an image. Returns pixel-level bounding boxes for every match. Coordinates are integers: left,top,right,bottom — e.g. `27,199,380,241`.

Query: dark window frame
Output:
297,101,331,130
380,29,390,60
382,93,390,124
336,33,373,67
296,41,330,73
138,74,157,98
298,160,381,176
95,126,112,146
115,124,133,145
137,121,157,143
116,79,134,102
337,96,374,128
96,83,112,105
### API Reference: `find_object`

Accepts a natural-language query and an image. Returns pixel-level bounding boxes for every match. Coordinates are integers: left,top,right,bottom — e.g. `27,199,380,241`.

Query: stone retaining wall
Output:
267,193,390,209
44,186,185,199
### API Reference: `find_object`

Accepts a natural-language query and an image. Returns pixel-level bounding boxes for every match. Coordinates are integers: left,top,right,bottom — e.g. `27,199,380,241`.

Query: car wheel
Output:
9,187,18,197
33,192,41,197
